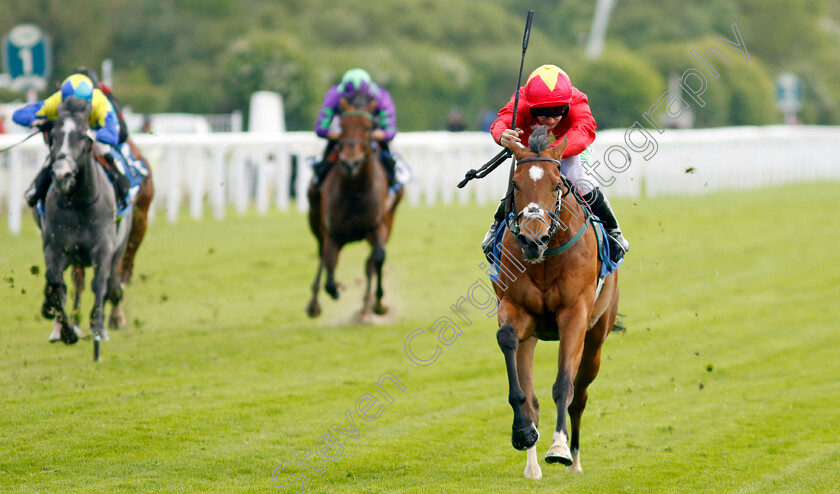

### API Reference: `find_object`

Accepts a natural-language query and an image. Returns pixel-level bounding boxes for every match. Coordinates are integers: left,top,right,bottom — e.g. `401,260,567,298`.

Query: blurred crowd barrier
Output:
2,126,839,234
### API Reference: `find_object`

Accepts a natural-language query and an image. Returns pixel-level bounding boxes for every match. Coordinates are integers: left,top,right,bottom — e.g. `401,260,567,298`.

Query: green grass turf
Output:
1,182,839,493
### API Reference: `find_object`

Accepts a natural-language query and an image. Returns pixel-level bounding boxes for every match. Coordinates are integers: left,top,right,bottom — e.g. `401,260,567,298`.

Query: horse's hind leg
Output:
120,176,153,285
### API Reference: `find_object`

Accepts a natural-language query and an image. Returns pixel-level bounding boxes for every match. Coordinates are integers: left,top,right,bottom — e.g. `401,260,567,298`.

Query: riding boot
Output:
24,166,53,207
583,188,629,263
103,154,131,209
481,199,507,262
381,153,398,187
311,159,336,188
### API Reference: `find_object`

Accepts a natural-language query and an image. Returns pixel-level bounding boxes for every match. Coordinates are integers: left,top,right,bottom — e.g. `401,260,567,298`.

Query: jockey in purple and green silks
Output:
13,73,131,208
311,68,399,187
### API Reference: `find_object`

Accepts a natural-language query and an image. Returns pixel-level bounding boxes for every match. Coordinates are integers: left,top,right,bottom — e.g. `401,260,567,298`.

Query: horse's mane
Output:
529,125,551,154
57,97,93,120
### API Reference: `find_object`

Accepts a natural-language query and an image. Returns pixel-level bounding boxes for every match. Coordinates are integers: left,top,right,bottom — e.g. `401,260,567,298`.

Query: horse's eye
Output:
512,181,519,191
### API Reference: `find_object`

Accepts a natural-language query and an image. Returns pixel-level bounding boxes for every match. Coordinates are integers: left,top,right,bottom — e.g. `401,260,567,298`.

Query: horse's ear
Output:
550,136,568,160
511,142,529,162
339,97,351,112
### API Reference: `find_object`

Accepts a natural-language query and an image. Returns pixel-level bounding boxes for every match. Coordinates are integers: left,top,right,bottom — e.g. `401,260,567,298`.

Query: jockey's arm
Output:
12,92,61,127
89,91,120,147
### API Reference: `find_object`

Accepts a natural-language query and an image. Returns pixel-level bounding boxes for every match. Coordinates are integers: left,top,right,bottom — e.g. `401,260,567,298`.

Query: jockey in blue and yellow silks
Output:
13,73,131,208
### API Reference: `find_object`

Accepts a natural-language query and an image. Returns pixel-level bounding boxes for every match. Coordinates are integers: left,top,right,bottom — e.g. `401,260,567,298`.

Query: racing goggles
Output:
529,105,569,118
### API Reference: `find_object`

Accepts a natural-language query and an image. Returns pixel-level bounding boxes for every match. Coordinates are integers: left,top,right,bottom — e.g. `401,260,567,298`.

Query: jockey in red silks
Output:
13,73,132,208
483,64,630,263
311,68,399,187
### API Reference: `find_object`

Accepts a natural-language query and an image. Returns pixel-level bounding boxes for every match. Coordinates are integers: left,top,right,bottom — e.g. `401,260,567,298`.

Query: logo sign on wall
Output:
1,24,52,92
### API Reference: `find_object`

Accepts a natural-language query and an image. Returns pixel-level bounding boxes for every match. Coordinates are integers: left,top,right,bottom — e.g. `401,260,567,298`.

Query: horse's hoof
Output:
372,301,389,315
512,423,539,451
94,328,110,342
356,311,373,325
544,444,573,466
108,311,126,329
325,284,340,300
61,323,80,345
306,301,321,318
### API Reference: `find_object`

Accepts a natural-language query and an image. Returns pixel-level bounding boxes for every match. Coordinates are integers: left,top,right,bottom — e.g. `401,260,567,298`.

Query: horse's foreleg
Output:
89,248,114,341
567,290,619,473
71,266,84,327
305,260,324,318
545,305,589,466
323,238,342,300
362,225,388,322
43,250,77,344
516,336,542,479
496,299,539,456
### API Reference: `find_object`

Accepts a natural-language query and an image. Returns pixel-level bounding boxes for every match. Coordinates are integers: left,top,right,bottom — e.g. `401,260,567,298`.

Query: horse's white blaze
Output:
58,119,76,157
529,165,544,182
524,446,542,479
567,451,582,473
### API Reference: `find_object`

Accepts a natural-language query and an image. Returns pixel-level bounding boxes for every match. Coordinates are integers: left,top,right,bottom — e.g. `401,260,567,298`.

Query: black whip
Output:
457,9,535,189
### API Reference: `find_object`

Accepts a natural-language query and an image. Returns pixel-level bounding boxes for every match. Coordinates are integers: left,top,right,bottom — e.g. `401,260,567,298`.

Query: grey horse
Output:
36,97,132,344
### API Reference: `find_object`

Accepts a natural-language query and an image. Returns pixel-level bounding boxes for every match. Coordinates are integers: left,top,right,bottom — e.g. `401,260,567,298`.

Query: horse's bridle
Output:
507,157,571,240
337,109,375,148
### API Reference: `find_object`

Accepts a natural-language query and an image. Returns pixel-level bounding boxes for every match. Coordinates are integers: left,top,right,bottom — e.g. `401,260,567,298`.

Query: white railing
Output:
2,126,839,234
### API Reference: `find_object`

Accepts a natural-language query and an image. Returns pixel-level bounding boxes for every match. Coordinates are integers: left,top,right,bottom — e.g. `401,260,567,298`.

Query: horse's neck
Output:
66,154,102,206
343,153,380,191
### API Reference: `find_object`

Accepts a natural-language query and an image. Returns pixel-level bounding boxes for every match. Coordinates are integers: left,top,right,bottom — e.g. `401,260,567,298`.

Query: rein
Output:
507,157,570,237
0,130,42,154
508,156,590,256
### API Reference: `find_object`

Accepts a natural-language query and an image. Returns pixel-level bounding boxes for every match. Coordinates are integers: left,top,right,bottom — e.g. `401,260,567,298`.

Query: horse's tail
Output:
611,313,627,333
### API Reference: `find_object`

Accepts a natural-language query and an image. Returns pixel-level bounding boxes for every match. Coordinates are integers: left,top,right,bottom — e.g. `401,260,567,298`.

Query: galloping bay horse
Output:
37,97,133,344
492,126,621,479
306,93,403,323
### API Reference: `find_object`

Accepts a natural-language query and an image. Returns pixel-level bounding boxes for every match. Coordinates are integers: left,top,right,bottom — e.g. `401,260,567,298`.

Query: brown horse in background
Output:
71,138,154,329
491,126,621,479
305,93,403,323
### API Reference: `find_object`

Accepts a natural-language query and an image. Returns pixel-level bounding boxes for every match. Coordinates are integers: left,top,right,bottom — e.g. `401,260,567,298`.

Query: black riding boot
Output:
24,166,53,207
381,154,397,187
583,188,629,263
481,199,506,262
103,154,131,209
312,140,339,188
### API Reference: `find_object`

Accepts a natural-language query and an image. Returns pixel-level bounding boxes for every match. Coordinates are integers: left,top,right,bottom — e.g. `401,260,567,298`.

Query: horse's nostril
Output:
539,235,551,246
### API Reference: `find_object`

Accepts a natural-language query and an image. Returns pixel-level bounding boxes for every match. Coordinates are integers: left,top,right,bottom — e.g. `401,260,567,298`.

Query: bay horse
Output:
492,126,621,479
36,97,133,344
305,93,403,323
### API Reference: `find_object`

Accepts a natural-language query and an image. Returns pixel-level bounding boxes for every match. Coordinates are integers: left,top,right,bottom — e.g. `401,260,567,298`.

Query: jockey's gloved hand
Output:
32,119,48,130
